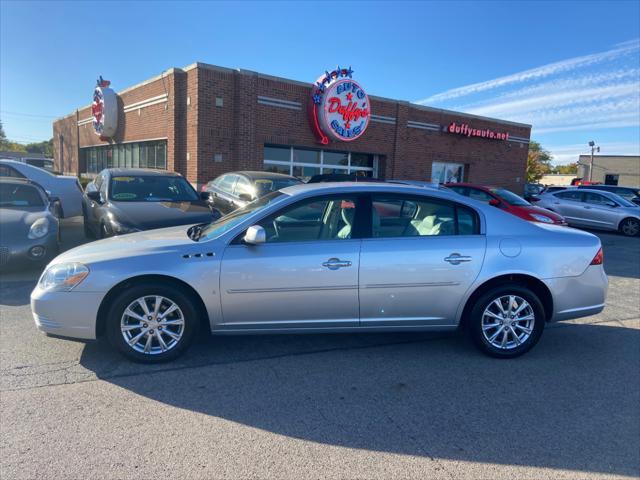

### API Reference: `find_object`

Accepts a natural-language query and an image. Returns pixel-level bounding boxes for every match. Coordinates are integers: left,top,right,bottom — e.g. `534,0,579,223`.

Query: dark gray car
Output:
0,178,60,269
203,171,301,215
83,168,220,238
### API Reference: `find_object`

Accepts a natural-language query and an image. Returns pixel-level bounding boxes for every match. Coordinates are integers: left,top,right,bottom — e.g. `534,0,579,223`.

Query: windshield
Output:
254,178,301,197
109,175,199,202
0,183,45,207
490,188,530,206
195,191,285,240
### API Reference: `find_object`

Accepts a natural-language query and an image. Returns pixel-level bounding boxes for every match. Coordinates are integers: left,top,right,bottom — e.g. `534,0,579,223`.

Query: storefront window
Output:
263,145,378,180
431,162,465,184
81,140,167,174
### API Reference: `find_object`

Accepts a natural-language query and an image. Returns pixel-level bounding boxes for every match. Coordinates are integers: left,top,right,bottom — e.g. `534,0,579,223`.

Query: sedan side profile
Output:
32,182,607,363
535,188,640,236
83,168,221,238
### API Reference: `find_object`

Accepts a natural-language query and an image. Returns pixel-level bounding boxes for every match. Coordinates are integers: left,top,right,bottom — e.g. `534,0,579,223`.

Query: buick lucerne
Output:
31,182,608,362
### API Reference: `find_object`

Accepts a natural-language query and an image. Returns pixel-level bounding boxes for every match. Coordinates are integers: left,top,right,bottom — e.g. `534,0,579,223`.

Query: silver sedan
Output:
534,188,640,236
31,182,608,362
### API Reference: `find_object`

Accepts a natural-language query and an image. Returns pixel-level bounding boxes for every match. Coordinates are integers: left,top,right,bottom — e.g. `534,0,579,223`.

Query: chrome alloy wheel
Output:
621,218,640,236
481,295,535,350
120,296,185,355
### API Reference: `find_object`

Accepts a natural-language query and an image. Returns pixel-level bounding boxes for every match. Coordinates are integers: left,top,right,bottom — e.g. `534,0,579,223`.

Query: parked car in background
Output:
83,169,220,238
577,185,640,206
307,173,380,183
524,183,544,200
32,182,607,363
540,185,573,194
535,188,640,236
445,183,567,225
0,159,83,217
0,154,56,173
202,171,301,215
0,178,60,269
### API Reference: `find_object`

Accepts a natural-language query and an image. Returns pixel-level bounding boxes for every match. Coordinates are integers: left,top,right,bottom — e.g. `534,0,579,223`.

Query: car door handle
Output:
444,253,472,265
322,258,352,270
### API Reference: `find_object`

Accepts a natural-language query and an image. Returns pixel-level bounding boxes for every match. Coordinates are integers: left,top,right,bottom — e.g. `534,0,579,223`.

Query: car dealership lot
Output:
0,221,638,479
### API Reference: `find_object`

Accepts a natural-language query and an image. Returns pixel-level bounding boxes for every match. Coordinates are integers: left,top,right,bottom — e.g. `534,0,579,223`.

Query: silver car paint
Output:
535,188,640,232
31,182,607,340
0,160,83,218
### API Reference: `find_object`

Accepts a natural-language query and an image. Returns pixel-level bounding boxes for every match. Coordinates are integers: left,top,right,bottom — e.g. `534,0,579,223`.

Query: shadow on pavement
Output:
79,322,640,477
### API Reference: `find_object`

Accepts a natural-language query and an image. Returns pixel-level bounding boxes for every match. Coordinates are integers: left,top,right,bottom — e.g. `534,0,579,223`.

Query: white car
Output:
0,159,84,218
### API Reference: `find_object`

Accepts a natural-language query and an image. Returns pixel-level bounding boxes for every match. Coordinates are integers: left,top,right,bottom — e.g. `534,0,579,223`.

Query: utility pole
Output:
588,141,600,182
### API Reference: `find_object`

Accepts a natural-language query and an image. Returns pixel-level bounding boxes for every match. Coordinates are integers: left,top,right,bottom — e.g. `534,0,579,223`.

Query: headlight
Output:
28,218,49,239
39,263,89,292
530,213,554,224
110,220,140,235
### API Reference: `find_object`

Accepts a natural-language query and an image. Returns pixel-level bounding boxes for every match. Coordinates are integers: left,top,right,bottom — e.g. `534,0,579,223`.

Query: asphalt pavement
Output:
1,218,638,479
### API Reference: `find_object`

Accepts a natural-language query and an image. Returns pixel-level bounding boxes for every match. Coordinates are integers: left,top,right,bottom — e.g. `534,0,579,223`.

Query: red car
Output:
445,183,567,225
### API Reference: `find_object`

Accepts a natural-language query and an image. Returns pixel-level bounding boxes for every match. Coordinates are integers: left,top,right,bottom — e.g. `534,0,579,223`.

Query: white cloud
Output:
415,40,640,105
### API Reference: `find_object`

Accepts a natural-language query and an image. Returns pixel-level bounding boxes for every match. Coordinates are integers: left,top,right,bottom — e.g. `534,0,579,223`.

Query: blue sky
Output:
1,0,639,165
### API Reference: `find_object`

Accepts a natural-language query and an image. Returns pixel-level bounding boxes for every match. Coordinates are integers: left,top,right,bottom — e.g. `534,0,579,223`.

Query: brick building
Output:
53,63,532,192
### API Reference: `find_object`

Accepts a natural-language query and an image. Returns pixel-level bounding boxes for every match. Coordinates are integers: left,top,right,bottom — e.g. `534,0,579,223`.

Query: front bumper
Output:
0,234,59,270
546,265,609,322
31,286,104,340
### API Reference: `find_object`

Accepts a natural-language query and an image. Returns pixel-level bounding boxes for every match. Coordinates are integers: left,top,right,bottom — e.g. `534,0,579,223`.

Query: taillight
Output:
590,247,603,265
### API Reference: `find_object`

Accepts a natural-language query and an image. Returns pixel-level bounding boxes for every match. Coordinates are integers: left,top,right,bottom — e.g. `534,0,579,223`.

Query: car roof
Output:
279,181,464,201
0,176,47,191
105,168,181,177
445,182,498,191
231,171,299,181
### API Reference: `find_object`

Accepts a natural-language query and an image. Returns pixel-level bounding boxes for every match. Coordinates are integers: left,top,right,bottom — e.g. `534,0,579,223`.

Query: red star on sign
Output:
346,92,353,101
345,122,351,129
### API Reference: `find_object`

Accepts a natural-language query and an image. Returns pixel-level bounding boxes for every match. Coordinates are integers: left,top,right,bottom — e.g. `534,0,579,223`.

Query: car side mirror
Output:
243,225,266,245
238,193,253,202
200,191,212,201
489,199,501,207
86,191,102,203
48,197,62,217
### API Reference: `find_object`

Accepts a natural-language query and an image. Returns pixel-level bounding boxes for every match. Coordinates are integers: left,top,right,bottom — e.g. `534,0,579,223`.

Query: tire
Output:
619,218,640,237
468,285,545,359
105,283,197,363
83,214,95,239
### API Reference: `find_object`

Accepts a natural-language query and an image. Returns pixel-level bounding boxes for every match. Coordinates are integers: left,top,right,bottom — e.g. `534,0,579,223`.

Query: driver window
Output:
257,195,359,243
467,189,494,203
233,177,254,199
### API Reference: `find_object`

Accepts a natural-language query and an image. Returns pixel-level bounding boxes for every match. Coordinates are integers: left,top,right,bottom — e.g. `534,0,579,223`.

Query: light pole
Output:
588,141,600,182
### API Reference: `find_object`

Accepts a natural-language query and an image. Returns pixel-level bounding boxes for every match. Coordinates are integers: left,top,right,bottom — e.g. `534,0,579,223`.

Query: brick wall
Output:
53,63,531,192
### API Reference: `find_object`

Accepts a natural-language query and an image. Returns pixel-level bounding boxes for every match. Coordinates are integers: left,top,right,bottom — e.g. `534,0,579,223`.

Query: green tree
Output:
0,120,6,147
25,139,54,157
527,140,553,182
551,162,578,175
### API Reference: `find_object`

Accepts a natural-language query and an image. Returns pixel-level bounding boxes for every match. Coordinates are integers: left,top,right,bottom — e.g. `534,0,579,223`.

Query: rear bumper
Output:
546,265,608,322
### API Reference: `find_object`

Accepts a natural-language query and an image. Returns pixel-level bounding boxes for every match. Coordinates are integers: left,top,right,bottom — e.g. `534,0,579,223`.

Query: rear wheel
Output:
105,283,197,363
619,218,640,237
468,285,545,358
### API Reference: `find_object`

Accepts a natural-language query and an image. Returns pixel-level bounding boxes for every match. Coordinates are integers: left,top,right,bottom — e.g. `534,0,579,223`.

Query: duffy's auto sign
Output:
92,76,118,139
309,67,371,144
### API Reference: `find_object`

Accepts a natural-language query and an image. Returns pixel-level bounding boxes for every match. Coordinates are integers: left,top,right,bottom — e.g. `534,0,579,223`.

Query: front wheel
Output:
468,285,545,358
619,218,640,237
105,283,197,363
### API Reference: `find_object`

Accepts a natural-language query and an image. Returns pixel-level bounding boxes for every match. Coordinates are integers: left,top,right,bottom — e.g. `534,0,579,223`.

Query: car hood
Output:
109,201,218,230
53,224,201,265
0,208,51,242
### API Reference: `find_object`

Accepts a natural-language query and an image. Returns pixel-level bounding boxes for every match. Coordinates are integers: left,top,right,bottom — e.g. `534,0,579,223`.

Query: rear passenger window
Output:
555,191,582,201
371,195,479,237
